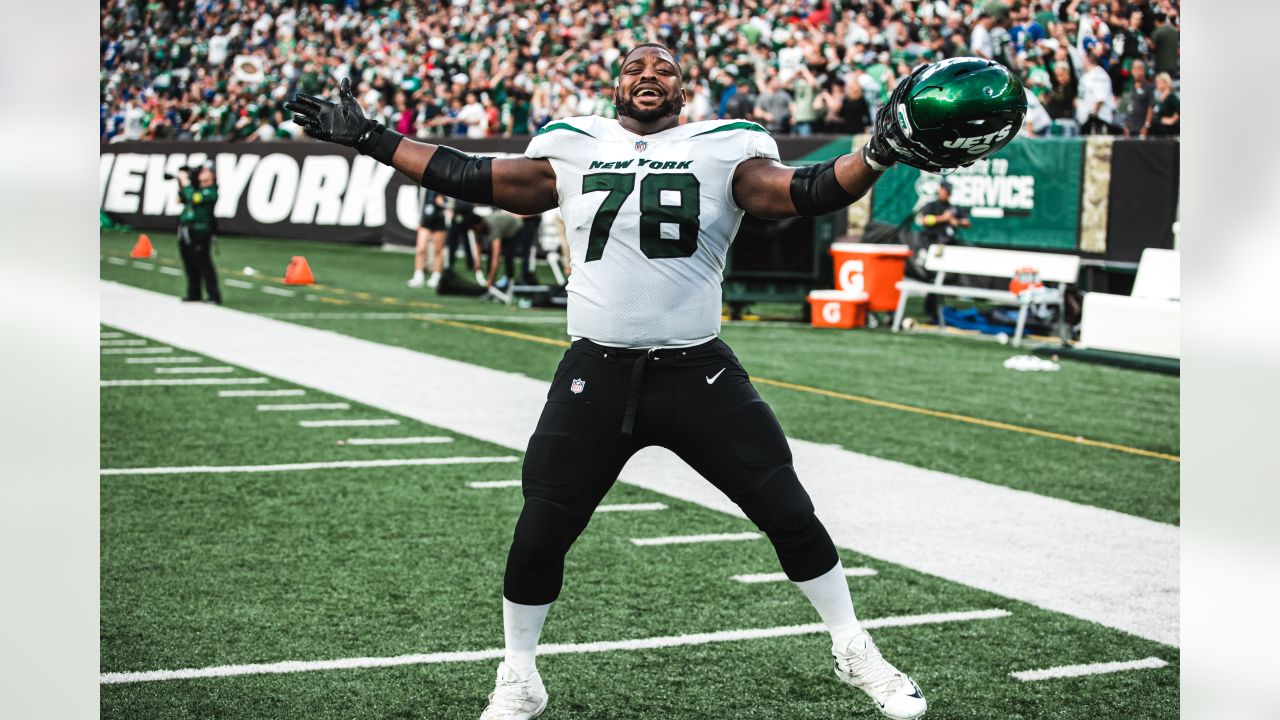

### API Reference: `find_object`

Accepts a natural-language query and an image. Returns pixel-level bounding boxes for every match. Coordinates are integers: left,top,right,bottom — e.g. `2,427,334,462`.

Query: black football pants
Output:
178,227,221,303
504,338,839,605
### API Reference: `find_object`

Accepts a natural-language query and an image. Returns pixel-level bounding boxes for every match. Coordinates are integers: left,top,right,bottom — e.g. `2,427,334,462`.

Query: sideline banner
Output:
99,138,835,246
869,136,1084,252
100,139,526,246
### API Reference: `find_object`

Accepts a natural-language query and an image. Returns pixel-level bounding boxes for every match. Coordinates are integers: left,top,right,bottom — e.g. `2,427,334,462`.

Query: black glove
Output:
867,65,976,175
284,77,400,159
866,70,933,172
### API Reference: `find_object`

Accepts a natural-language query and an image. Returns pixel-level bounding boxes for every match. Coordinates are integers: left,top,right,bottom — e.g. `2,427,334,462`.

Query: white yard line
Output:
154,366,234,374
100,608,1010,685
101,346,174,355
631,532,763,546
101,281,1180,646
102,378,270,387
1011,657,1168,682
158,266,184,276
468,479,522,488
105,256,128,265
596,502,669,513
100,331,124,339
224,279,255,289
99,339,147,347
219,389,306,398
731,567,879,584
131,261,154,270
261,286,296,297
346,436,453,445
101,456,518,477
126,356,203,364
256,402,350,412
299,418,400,428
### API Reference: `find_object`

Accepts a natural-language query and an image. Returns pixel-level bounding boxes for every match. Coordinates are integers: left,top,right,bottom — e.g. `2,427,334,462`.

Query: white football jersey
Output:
524,116,780,347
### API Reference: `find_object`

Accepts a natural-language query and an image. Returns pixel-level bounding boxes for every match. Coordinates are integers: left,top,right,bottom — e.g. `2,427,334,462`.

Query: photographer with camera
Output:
173,164,222,304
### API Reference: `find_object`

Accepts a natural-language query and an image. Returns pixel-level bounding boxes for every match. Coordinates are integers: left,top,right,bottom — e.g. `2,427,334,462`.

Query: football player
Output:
287,47,1024,720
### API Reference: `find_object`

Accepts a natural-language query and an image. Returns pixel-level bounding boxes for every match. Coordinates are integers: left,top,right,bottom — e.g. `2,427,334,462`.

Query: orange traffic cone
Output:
130,234,155,258
284,256,315,285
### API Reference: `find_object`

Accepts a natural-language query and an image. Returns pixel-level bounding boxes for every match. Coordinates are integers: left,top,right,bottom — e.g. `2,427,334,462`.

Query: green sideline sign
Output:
871,137,1084,251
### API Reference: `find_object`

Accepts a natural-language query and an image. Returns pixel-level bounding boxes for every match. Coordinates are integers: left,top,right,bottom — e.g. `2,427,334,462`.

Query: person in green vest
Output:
175,164,222,304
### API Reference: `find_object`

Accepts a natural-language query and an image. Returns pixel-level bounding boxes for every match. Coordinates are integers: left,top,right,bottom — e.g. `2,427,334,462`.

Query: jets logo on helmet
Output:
942,125,1013,156
877,57,1027,173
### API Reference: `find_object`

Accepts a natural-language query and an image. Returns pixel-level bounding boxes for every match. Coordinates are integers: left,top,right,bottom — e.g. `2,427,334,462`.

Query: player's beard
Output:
616,88,684,122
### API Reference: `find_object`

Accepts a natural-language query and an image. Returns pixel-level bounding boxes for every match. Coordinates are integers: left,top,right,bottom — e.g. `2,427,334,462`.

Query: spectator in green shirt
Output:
790,66,819,136
1150,11,1179,78
1149,72,1179,137
176,165,222,304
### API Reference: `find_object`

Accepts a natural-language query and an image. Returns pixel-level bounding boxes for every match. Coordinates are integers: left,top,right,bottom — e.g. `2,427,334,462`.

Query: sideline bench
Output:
891,245,1081,346
1079,248,1179,358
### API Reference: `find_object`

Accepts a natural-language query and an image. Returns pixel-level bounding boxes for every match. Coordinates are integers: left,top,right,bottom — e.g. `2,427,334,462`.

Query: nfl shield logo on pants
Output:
634,140,647,153
570,378,586,394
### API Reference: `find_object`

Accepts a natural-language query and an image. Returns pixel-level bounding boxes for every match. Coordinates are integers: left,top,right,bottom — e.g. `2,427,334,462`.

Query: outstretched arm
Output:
387,141,558,215
285,78,558,215
732,145,885,220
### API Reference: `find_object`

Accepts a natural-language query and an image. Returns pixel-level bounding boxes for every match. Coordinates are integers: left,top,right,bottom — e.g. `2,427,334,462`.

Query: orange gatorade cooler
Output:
829,242,912,313
807,290,870,329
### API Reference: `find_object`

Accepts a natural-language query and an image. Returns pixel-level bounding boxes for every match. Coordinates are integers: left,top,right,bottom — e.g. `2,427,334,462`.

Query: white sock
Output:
794,562,864,650
502,598,552,678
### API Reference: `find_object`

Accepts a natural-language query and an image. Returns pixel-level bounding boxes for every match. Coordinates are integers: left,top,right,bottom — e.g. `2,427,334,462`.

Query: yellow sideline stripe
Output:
749,377,1179,463
419,317,573,348
426,316,1180,463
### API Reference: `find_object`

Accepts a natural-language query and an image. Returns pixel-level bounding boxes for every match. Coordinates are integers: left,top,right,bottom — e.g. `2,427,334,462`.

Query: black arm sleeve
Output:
789,158,860,217
422,146,494,205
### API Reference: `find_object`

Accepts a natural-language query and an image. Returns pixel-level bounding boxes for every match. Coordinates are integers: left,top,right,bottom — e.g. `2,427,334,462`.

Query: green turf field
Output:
100,230,1179,719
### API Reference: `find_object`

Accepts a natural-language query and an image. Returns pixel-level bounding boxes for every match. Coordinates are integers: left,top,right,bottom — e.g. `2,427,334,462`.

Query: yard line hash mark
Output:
101,346,174,355
731,567,879,584
261,286,296,297
99,608,1011,685
102,378,270,387
1011,657,1168,682
99,332,124,339
218,389,306,398
100,339,146,347
299,418,400,428
224,279,256,289
468,480,522,488
131,261,155,270
256,402,350,412
345,436,454,446
126,356,203,364
100,456,519,476
155,366,233,374
595,503,669,513
159,266,184,276
631,532,763,546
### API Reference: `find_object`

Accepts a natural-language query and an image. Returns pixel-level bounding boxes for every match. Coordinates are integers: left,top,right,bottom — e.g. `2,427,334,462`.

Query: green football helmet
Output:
877,58,1027,173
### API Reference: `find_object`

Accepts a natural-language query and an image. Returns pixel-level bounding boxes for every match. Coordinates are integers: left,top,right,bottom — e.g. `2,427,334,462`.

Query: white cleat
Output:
407,274,425,288
426,271,441,289
475,269,487,286
479,662,548,720
833,632,927,719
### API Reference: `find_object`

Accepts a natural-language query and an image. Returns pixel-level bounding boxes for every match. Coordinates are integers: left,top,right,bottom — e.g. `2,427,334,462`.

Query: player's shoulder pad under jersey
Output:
684,118,771,138
682,119,781,163
524,116,604,160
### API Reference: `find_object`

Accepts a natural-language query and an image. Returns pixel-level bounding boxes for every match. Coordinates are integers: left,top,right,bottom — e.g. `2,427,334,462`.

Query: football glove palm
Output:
284,77,380,152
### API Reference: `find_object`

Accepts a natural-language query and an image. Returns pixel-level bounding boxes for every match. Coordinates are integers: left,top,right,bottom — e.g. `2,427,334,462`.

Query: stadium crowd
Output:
100,0,1180,142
